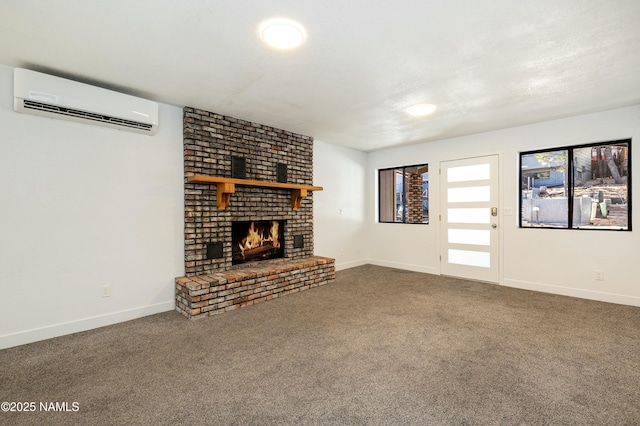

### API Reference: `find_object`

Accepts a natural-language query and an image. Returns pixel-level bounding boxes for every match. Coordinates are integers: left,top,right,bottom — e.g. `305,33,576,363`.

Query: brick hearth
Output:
176,256,335,319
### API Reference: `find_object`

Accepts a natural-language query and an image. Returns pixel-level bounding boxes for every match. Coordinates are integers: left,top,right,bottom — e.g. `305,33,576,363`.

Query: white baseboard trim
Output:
503,279,640,307
6,277,634,350
339,262,640,307
0,301,175,350
335,259,369,271
366,259,439,275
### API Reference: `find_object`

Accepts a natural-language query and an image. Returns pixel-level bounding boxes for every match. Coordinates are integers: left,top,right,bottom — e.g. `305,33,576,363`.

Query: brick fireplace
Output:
175,107,335,319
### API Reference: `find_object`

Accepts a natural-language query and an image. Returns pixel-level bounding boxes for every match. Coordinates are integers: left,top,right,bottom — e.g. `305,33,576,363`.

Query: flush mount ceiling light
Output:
259,18,306,49
407,103,437,117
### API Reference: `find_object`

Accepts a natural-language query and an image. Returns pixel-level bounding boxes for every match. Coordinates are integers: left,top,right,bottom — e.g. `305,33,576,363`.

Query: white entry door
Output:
440,155,500,283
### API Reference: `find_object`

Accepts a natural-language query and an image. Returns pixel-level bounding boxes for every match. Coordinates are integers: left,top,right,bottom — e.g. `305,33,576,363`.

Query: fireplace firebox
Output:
232,221,285,265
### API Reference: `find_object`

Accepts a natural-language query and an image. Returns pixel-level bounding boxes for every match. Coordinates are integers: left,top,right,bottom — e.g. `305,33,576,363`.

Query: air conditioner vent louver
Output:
23,100,154,132
14,68,158,135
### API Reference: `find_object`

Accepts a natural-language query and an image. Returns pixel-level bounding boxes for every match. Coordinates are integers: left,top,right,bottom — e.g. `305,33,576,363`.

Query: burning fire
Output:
238,221,280,257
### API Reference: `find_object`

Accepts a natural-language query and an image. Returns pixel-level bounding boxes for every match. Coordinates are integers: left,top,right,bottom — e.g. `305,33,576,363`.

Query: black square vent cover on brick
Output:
232,156,246,179
206,242,224,259
277,163,288,183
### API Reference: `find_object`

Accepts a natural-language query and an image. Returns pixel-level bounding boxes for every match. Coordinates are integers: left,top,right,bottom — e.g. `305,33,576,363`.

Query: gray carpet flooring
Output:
1,265,639,425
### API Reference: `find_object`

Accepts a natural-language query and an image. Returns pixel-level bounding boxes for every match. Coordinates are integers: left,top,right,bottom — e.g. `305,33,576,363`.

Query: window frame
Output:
378,163,429,225
519,138,632,231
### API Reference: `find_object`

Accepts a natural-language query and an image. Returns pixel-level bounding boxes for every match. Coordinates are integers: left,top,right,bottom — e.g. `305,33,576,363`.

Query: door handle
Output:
491,223,497,229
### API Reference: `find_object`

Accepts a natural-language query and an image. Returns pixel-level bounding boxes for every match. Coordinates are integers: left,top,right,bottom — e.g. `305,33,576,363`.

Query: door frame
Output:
438,153,504,284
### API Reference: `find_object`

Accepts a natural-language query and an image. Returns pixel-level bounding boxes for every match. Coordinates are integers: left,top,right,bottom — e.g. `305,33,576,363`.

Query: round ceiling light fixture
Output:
259,18,306,49
407,103,437,117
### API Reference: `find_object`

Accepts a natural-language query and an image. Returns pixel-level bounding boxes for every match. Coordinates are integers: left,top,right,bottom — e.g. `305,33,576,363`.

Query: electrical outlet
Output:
594,270,604,281
101,284,112,298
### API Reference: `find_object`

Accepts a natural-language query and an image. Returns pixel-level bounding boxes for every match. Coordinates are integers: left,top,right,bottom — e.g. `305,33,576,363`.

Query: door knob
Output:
491,223,497,229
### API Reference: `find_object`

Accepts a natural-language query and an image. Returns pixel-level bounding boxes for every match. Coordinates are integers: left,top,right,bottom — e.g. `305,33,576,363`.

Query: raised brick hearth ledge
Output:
175,256,335,320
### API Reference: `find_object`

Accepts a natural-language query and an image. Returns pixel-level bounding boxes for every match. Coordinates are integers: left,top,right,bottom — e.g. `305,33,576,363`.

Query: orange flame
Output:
270,222,280,249
238,221,280,256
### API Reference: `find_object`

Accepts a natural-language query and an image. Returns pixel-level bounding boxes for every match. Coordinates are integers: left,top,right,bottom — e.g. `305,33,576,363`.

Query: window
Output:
520,139,631,230
535,171,551,180
379,164,428,224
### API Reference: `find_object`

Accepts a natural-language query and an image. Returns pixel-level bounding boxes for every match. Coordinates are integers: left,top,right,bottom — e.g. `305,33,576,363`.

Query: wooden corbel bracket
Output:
216,182,235,210
291,188,307,210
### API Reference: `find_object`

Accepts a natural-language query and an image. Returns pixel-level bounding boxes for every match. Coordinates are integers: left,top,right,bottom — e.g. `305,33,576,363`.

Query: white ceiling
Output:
2,0,640,151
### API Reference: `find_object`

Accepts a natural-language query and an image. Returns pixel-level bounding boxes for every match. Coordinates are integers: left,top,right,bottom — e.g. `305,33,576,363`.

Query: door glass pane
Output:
447,208,490,224
448,229,490,246
447,164,490,183
448,186,490,203
448,249,490,268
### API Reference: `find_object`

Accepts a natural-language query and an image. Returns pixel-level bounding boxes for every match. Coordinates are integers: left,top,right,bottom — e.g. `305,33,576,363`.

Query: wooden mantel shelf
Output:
187,175,323,210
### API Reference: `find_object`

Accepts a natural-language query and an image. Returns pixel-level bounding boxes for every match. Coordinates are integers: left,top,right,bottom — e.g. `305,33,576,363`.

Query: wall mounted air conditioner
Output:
14,68,158,135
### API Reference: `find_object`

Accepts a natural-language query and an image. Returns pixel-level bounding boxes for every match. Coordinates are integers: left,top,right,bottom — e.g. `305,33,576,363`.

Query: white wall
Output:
366,105,640,306
0,65,185,349
314,140,368,270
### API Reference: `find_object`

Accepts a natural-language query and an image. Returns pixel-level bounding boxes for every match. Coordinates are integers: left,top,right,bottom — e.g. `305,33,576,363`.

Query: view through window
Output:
520,139,631,230
379,164,428,224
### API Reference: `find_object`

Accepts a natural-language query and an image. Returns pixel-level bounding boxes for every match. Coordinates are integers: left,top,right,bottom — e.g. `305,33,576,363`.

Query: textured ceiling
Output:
1,0,640,151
